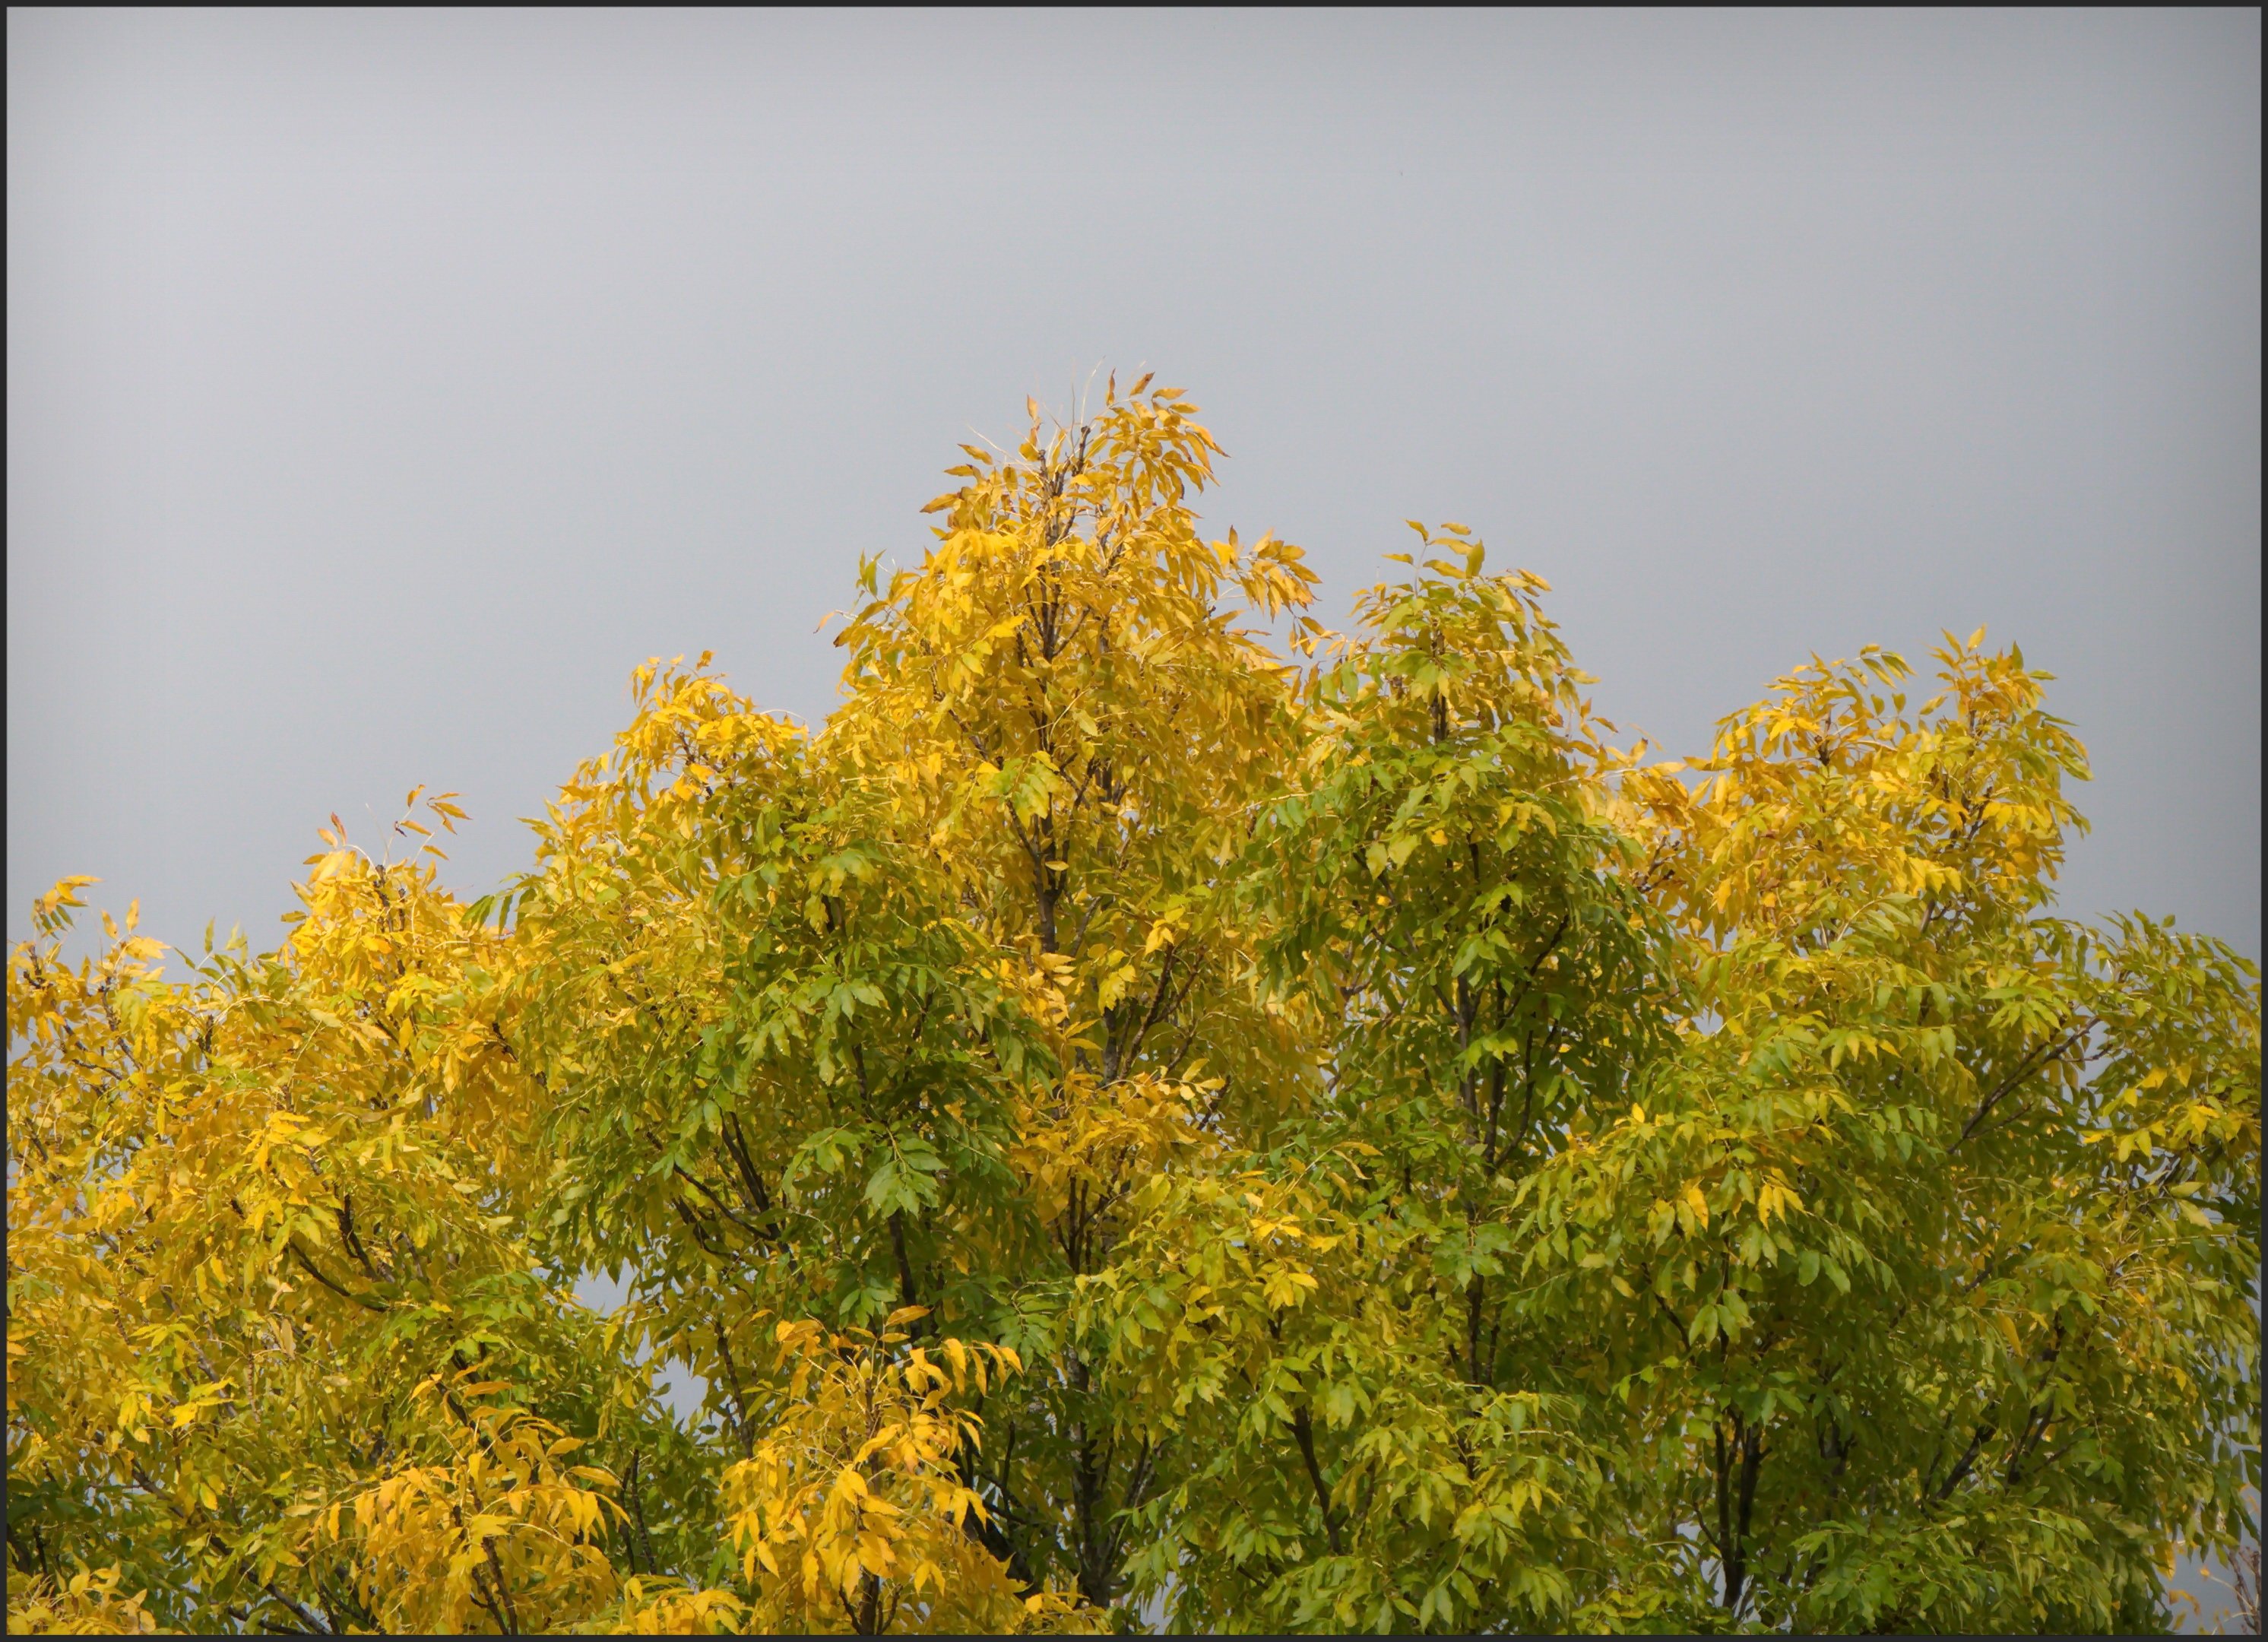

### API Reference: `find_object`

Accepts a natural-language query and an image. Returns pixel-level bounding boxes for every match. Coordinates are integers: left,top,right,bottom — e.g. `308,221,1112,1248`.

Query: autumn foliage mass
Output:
8,382,2259,1634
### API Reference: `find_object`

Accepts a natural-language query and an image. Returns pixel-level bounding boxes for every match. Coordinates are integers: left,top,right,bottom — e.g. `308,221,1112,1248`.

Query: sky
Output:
6,12,2260,1625
8,9,2260,965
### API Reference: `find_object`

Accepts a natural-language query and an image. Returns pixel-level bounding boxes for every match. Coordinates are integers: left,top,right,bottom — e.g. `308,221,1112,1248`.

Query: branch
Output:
1933,1419,1997,1502
480,1536,522,1635
1652,1288,1689,1344
287,1239,389,1312
623,1451,659,1578
1105,943,1180,1086
712,1320,756,1455
335,1195,391,1282
1290,1406,1344,1556
670,1197,732,1261
1103,1438,1158,1572
467,1562,512,1637
1953,1025,2089,1152
673,1164,770,1241
721,1115,774,1217
261,1581,334,1635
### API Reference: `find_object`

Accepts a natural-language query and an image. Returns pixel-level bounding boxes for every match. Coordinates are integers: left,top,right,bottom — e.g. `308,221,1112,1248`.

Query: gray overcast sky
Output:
8,8,2260,962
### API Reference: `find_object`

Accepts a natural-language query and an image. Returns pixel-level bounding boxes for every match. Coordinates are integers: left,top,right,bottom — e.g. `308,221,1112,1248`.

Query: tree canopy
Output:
8,380,2258,1634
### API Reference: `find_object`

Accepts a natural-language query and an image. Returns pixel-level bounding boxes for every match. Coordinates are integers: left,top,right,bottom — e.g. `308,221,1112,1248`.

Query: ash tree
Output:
9,379,2257,1634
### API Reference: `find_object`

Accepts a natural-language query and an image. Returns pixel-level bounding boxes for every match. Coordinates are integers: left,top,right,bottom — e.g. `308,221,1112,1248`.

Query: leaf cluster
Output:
9,385,2256,1634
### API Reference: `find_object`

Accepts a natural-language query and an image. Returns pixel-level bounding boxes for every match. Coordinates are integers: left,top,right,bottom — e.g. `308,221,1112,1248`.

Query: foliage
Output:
9,382,2257,1633
718,1314,1084,1634
5,823,679,1635
1519,641,2263,1631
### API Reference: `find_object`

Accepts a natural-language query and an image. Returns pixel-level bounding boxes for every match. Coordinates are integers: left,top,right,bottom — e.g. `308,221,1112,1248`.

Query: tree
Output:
1517,639,2261,1631
9,382,2257,1634
5,819,683,1635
